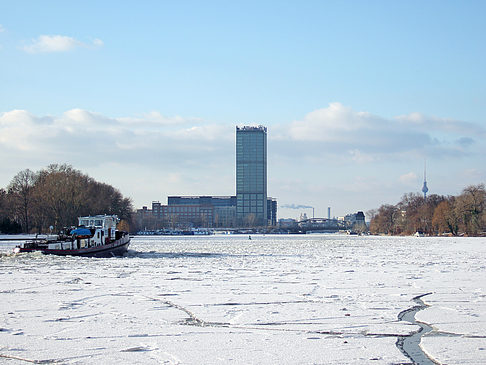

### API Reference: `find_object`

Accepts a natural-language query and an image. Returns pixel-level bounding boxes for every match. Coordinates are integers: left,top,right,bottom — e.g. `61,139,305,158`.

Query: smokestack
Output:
328,207,331,220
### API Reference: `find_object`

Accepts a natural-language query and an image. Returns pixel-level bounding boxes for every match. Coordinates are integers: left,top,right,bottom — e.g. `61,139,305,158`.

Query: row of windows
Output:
237,200,264,207
236,206,264,213
236,159,265,163
237,193,264,200
166,212,212,217
167,213,204,218
236,149,265,154
236,137,265,143
236,163,266,167
237,189,265,194
236,175,265,180
237,183,265,188
236,146,266,151
237,180,265,185
236,144,265,148
236,168,265,173
237,181,265,187
237,167,265,171
237,174,266,179
237,170,265,176
163,206,201,213
236,140,265,145
236,151,266,157
237,191,265,195
237,181,265,185
79,219,103,227
236,140,265,144
237,167,265,172
236,134,265,140
236,160,265,164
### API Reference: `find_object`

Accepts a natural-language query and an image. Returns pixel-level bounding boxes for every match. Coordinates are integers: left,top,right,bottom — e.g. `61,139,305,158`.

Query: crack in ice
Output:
396,293,440,365
144,295,229,327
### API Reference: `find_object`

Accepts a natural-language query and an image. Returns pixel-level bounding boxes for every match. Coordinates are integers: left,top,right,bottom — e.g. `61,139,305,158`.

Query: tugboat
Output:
14,215,130,257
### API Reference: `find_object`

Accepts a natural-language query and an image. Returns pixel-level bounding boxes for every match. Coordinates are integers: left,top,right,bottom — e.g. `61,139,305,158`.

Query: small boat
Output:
14,215,130,257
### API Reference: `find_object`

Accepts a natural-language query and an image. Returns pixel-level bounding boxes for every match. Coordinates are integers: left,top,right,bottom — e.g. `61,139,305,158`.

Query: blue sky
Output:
1,1,485,218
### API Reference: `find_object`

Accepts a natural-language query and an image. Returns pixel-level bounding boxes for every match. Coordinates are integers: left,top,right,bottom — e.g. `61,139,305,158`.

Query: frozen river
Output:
0,234,485,364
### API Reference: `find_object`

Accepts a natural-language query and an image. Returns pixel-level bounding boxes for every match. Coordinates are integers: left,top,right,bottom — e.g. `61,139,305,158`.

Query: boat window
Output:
95,220,102,226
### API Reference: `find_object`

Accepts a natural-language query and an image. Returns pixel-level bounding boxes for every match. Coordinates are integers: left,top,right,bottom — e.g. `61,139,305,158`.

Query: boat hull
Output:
15,235,130,258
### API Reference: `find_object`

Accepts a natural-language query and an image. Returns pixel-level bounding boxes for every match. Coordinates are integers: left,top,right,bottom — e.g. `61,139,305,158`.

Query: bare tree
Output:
369,204,398,235
8,169,37,232
366,209,378,221
455,184,486,235
0,188,7,217
432,199,458,236
5,164,133,233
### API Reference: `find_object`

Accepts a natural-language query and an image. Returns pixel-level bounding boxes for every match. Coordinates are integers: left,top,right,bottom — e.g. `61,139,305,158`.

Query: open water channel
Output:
0,234,485,364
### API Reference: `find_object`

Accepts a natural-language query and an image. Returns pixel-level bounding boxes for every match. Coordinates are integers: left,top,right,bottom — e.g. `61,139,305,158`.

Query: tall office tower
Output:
236,125,267,226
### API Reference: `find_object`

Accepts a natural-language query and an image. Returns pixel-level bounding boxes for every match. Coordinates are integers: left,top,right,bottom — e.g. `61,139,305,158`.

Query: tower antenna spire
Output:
422,159,429,200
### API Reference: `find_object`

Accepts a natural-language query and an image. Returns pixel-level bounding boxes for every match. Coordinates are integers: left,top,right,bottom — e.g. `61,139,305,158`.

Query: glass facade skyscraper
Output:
236,125,267,226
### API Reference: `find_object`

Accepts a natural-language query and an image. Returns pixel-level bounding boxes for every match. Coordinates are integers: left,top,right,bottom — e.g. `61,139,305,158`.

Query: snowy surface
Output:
0,234,485,364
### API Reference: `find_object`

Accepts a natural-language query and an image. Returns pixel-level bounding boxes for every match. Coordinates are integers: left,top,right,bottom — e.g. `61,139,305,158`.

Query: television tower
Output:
422,160,429,200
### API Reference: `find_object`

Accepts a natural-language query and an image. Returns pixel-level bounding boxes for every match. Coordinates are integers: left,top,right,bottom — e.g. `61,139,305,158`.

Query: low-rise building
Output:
136,195,277,229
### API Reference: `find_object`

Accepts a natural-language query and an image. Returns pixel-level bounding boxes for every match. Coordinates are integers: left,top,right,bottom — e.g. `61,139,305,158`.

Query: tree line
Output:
0,164,133,234
368,184,486,236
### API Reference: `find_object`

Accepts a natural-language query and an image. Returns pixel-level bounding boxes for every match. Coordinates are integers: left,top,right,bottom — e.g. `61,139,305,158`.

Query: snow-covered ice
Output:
0,234,485,364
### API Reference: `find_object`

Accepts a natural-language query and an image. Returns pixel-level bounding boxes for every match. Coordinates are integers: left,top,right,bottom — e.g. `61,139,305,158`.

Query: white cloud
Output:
0,24,5,33
0,108,232,157
1,105,484,216
3,104,475,175
282,102,482,160
0,108,238,205
399,172,418,186
395,112,486,136
22,35,103,53
170,124,233,141
348,149,375,163
0,110,53,151
92,38,103,47
287,102,372,140
286,102,424,153
23,35,79,53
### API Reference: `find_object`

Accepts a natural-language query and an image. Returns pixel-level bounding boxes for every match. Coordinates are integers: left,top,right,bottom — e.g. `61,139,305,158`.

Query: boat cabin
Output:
79,215,117,233
75,215,119,248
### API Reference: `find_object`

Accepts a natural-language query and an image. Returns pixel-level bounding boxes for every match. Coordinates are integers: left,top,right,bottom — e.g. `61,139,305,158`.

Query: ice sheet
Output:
1,235,485,364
